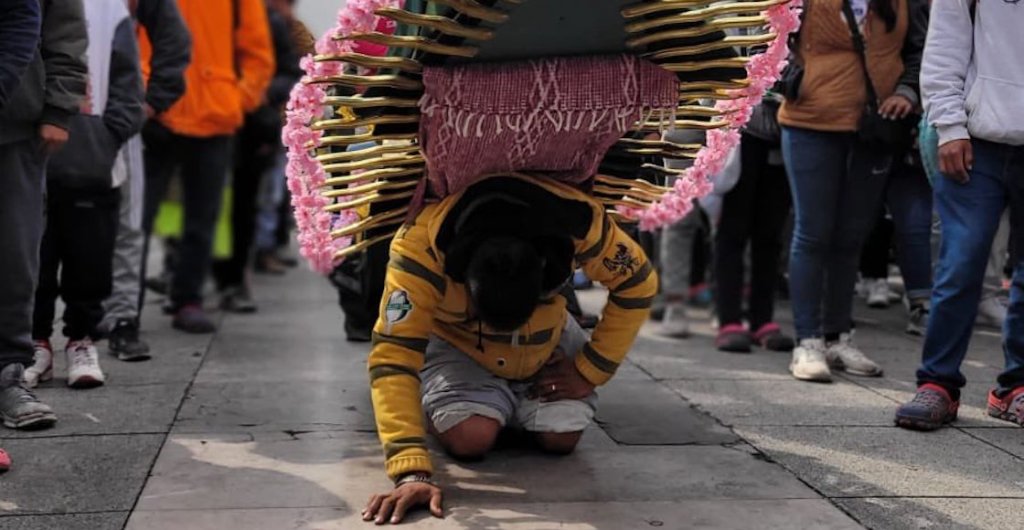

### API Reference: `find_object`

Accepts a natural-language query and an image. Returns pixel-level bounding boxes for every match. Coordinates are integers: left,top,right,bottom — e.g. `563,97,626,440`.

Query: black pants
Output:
714,134,792,329
141,122,231,308
332,236,389,338
0,139,46,367
33,186,121,340
860,214,894,280
213,127,278,289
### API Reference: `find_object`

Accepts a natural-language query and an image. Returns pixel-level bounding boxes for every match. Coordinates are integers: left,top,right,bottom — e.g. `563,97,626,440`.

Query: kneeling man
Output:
362,174,657,524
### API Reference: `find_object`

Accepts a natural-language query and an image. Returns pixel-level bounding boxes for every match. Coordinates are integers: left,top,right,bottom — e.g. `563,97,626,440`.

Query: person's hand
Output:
530,351,596,402
363,479,443,525
878,95,914,120
39,124,69,154
939,139,973,184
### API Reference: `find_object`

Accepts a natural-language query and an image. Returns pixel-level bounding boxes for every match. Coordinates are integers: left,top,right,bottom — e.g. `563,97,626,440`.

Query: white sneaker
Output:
865,279,893,309
23,341,54,388
659,303,691,338
66,339,105,389
977,295,1008,329
826,333,883,377
790,339,832,382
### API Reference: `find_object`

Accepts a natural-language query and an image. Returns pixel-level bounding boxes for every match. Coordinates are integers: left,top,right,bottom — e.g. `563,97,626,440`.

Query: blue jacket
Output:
0,0,41,111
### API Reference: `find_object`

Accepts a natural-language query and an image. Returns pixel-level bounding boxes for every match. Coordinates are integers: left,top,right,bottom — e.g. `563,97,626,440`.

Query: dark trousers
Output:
213,131,277,289
859,215,893,280
331,237,389,337
33,186,120,340
715,134,792,330
920,140,1024,393
0,139,46,367
141,122,231,308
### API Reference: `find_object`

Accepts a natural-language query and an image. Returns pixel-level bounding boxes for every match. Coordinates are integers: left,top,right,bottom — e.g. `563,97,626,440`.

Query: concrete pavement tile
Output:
127,499,861,530
1,383,187,438
962,428,1024,458
664,379,898,426
136,432,818,512
0,512,127,530
172,380,376,433
595,379,737,445
738,426,1024,497
627,335,796,381
835,497,1024,530
0,435,162,514
195,333,370,384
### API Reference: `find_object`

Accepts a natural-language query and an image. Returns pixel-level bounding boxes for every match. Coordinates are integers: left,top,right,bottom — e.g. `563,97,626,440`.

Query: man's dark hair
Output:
466,235,543,332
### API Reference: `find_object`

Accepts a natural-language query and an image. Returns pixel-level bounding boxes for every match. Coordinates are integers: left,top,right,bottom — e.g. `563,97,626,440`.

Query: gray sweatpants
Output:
101,135,145,328
0,139,46,368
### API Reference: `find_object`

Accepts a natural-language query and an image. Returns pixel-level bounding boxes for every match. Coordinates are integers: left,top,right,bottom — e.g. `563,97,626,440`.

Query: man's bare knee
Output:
436,415,501,460
535,431,583,455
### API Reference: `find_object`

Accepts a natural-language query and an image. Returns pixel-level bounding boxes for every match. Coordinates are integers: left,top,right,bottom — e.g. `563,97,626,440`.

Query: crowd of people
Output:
0,0,309,471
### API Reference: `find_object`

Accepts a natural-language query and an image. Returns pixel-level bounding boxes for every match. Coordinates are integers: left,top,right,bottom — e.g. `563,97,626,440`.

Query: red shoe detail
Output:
0,449,10,473
752,322,782,342
987,386,1024,425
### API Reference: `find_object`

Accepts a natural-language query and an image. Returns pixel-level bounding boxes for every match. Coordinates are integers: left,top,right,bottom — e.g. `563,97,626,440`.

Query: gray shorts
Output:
421,317,598,434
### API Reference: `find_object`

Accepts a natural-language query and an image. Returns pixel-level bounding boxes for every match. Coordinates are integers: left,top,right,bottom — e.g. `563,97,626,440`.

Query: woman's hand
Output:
363,480,443,525
878,95,914,121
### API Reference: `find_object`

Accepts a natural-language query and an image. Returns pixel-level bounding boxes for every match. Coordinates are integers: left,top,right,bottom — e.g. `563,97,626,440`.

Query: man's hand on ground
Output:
363,480,443,525
530,352,595,402
939,139,973,184
39,124,69,154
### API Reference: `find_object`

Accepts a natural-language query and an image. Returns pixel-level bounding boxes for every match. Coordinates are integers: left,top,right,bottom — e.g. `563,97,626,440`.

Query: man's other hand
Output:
39,124,69,154
363,480,443,525
939,139,973,184
531,352,595,402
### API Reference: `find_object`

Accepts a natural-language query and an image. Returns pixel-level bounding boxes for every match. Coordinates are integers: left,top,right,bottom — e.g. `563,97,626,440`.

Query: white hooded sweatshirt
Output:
923,0,1024,147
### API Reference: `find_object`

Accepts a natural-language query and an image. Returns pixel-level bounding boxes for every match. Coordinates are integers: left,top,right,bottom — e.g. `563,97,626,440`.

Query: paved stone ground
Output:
0,266,1020,529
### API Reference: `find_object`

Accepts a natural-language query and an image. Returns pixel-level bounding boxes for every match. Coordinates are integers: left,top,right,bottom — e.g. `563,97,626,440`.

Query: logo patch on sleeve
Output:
385,290,413,324
602,243,641,277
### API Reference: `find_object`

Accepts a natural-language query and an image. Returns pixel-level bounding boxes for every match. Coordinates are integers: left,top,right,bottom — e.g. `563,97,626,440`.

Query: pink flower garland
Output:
628,0,804,231
282,0,401,274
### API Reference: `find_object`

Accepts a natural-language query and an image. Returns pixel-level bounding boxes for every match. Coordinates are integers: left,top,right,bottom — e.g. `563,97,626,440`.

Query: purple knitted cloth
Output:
418,54,679,198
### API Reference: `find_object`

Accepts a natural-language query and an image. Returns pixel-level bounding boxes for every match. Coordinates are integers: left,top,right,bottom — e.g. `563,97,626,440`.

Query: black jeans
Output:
714,134,792,330
141,122,231,308
33,185,121,340
0,139,46,368
213,127,278,289
331,236,389,338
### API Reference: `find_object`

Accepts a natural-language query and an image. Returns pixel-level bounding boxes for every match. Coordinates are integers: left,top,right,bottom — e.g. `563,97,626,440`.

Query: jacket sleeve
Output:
921,0,974,145
136,0,191,115
39,0,88,130
368,221,445,480
104,19,146,144
895,0,930,106
234,0,276,114
0,0,40,111
576,210,658,386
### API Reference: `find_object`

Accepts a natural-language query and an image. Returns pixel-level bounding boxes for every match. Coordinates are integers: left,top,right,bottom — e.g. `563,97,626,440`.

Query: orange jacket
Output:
141,0,274,137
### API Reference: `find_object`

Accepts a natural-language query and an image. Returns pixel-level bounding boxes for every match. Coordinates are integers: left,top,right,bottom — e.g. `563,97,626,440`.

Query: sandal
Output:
753,323,795,352
716,324,752,353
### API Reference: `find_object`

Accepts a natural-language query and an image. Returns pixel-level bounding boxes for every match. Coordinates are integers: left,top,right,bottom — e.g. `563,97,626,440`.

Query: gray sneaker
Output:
0,364,57,430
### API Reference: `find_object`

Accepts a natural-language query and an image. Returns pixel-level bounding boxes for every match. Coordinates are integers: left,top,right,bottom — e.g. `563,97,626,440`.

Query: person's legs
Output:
58,188,120,341
888,161,934,304
918,140,1008,394
0,139,56,429
821,141,892,337
31,190,60,343
172,136,231,310
420,336,515,460
781,127,848,340
748,141,792,332
103,136,146,330
714,135,759,329
218,134,272,294
658,206,702,337
995,144,1024,394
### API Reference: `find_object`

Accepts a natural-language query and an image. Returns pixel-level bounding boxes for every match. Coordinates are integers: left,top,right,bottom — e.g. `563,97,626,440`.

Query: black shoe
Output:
172,305,217,334
145,274,170,295
108,319,152,362
220,286,258,314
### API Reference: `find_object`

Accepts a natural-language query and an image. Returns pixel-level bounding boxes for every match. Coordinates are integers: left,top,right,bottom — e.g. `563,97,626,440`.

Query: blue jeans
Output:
782,127,892,340
888,160,934,301
919,139,1024,393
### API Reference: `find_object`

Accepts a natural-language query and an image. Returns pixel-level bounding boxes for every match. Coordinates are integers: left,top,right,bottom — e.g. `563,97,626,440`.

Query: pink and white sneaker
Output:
65,339,105,389
23,340,54,388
